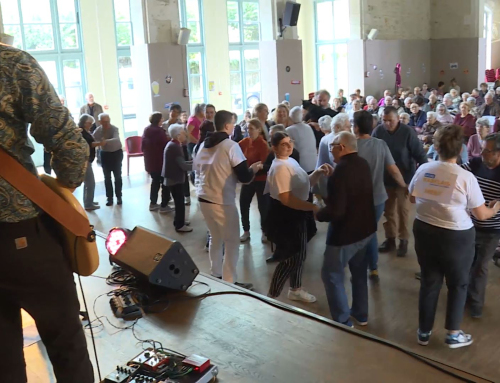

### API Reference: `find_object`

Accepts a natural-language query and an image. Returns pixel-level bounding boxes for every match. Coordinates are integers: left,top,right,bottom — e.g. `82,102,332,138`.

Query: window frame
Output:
1,0,87,115
112,0,137,137
227,0,261,118
180,0,208,111
313,0,349,93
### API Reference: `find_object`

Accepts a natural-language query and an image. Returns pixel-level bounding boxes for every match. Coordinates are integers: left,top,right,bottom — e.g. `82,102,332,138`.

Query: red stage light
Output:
106,228,129,255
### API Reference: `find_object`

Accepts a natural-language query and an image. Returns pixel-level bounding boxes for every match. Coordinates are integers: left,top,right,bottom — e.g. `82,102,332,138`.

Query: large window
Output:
314,0,349,94
484,6,493,70
113,0,137,137
180,0,207,110
1,0,86,117
227,0,261,117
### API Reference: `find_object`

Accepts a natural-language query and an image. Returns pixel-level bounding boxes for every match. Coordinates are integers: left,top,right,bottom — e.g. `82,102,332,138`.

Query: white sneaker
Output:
149,203,160,211
185,197,191,206
288,289,317,303
261,232,268,243
176,225,193,232
159,206,174,214
240,231,251,242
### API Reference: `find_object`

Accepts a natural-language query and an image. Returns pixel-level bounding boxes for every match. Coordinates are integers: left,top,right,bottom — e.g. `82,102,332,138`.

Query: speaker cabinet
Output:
111,226,199,291
177,28,191,45
283,2,301,27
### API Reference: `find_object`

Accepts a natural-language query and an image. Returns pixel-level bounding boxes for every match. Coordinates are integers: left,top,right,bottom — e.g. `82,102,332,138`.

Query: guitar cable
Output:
74,237,103,382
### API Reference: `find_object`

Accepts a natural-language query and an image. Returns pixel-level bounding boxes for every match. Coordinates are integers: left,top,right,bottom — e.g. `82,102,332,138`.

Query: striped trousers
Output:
268,220,307,298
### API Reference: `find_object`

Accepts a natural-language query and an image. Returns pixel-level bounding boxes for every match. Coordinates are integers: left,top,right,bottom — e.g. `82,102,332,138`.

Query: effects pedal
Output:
103,364,138,383
109,293,143,320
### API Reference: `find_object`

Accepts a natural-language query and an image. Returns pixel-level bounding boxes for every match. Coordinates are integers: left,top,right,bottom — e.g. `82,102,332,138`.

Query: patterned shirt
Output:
0,45,88,222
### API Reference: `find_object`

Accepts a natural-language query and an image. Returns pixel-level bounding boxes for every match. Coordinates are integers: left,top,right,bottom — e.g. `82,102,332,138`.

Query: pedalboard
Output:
103,348,218,383
109,293,143,320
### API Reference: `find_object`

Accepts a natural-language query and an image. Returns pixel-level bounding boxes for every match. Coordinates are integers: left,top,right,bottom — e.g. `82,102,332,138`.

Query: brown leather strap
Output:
0,148,91,238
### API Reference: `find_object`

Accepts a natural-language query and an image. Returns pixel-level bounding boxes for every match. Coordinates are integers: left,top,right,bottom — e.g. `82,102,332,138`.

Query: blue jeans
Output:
367,203,385,271
321,234,373,324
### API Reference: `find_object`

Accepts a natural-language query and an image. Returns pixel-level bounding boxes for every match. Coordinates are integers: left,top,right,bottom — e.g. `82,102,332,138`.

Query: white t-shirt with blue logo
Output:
409,161,485,230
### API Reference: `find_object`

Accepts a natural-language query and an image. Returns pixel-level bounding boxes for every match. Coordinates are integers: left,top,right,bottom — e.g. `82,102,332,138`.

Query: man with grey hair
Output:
93,113,123,205
80,92,104,129
477,93,500,117
286,106,318,173
459,133,500,318
316,131,377,327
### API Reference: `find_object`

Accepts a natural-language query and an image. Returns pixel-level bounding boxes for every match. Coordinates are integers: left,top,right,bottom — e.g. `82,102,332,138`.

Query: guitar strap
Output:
0,147,93,239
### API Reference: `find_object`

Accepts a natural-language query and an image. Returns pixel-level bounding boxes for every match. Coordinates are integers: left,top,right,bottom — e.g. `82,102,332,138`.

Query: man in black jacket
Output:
317,131,376,327
372,106,427,257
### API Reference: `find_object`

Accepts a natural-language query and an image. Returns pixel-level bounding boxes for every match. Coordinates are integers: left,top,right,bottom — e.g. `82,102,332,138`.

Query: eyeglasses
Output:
279,139,294,148
481,148,499,155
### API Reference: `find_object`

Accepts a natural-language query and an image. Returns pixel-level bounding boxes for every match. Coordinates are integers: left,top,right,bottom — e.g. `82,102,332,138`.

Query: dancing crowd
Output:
78,77,500,350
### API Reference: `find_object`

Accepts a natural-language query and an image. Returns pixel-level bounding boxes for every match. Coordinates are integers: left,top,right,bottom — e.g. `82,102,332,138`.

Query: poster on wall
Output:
209,81,215,91
450,63,459,70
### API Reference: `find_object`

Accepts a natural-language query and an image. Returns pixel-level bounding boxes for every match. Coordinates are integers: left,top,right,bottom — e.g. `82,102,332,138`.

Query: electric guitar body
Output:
40,174,99,276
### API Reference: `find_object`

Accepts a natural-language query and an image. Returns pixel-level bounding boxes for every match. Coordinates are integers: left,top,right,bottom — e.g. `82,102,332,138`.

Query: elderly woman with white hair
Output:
419,111,442,145
399,112,410,125
349,99,362,121
316,113,351,169
443,93,457,114
286,106,319,174
436,103,454,125
467,118,491,159
427,94,439,112
403,97,412,114
453,102,476,142
318,115,333,135
162,123,193,232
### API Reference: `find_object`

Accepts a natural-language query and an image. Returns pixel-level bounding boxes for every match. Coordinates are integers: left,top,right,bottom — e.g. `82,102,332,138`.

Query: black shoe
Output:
106,200,113,206
397,240,408,257
379,238,396,252
117,198,122,205
234,282,254,291
266,255,278,263
470,305,482,319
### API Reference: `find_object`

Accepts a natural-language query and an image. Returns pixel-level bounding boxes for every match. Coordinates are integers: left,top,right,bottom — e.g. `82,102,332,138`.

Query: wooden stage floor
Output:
25,238,491,382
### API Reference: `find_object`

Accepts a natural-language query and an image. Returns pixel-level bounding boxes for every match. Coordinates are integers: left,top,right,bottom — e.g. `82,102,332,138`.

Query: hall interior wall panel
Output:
260,39,304,108
131,44,154,130
493,41,500,69
430,38,480,93
347,39,365,95
364,40,431,99
131,43,190,122
259,41,280,107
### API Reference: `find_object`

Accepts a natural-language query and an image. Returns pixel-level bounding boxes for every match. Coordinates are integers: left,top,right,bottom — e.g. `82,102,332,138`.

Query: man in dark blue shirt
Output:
462,133,500,318
372,106,427,257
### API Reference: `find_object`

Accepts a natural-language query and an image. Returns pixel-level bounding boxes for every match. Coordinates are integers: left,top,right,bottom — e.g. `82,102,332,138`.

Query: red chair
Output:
125,136,144,176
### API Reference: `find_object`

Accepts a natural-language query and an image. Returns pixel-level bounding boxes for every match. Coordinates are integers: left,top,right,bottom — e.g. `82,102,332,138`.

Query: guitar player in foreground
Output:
0,45,94,381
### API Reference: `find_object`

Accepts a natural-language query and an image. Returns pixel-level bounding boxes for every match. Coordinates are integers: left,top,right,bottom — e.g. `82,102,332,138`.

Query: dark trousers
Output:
182,145,191,197
150,172,170,206
268,221,307,297
0,216,93,383
414,219,475,333
43,151,52,174
468,229,500,314
101,150,123,201
171,183,186,229
239,180,267,232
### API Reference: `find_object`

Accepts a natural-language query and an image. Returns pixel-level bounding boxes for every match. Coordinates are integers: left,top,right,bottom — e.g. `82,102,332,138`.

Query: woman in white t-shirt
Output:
265,132,332,303
409,125,500,349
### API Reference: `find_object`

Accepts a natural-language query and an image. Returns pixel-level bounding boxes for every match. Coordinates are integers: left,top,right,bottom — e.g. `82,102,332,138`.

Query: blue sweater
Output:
409,110,427,128
372,123,428,186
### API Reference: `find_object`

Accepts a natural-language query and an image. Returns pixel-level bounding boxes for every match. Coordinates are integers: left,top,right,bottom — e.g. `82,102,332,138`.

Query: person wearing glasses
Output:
461,133,500,319
316,132,377,327
410,125,500,349
265,132,332,303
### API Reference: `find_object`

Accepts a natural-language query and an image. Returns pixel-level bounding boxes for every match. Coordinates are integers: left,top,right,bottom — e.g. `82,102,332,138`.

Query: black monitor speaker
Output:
110,226,199,291
283,2,301,27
